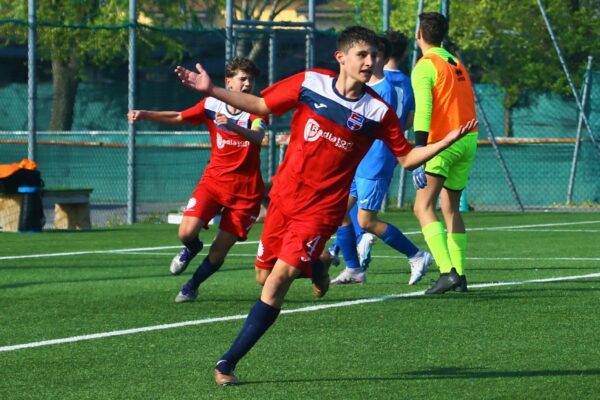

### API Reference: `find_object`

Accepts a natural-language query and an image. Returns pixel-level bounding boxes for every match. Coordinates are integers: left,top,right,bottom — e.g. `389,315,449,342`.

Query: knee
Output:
255,269,269,286
412,203,421,218
357,218,369,231
440,201,454,216
207,253,225,268
413,201,429,220
178,227,197,243
256,275,266,286
357,213,375,232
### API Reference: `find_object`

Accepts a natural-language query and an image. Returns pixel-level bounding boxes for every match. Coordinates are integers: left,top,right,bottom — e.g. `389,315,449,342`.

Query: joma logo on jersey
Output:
304,118,353,151
347,112,365,131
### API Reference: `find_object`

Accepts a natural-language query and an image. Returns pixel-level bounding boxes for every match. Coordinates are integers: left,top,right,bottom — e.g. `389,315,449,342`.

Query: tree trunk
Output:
503,94,513,137
234,35,266,62
247,37,266,62
49,54,80,131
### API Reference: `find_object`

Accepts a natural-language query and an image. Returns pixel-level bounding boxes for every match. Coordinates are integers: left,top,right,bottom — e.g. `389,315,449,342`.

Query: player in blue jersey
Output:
356,30,422,273
355,31,419,270
383,30,415,131
329,34,433,286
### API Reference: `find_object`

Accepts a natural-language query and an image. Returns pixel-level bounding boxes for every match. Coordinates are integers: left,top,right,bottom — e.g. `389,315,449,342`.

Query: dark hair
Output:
384,30,409,61
418,12,448,46
337,26,377,53
225,57,260,78
376,35,391,60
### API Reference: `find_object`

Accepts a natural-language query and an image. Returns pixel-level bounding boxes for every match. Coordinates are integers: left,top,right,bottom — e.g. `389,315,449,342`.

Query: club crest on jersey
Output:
347,112,365,131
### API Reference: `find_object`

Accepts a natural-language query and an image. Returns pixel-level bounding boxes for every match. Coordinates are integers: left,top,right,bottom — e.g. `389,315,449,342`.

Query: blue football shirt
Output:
384,69,415,130
355,77,399,181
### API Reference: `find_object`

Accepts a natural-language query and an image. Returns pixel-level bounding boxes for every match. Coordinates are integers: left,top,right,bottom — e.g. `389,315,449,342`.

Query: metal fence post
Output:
382,0,389,33
268,31,277,182
567,56,593,205
306,0,315,69
226,0,234,62
127,0,137,224
27,0,37,161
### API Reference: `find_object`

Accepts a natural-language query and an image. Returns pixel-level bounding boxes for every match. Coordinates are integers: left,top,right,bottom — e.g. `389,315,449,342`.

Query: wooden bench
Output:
43,189,93,230
0,188,93,231
0,192,22,232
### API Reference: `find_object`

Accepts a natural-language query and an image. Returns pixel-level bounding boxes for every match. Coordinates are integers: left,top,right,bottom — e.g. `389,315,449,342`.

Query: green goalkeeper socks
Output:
422,221,453,273
447,233,467,276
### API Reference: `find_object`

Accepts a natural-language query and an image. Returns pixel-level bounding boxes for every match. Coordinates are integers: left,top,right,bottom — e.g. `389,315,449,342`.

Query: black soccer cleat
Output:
425,268,460,294
453,274,468,292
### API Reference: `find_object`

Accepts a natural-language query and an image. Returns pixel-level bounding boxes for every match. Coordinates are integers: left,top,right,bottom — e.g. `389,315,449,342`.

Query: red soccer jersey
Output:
181,97,266,205
261,69,412,228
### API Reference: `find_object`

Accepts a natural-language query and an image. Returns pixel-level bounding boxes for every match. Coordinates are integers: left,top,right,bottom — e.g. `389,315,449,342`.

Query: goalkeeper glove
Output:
412,165,427,189
411,145,427,189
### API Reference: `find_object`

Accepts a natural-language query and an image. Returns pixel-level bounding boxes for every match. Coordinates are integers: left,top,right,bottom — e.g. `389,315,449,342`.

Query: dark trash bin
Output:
17,186,45,233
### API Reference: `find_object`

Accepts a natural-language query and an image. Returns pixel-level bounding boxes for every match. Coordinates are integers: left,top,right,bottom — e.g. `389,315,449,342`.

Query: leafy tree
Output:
345,0,600,136
452,0,600,136
0,0,187,131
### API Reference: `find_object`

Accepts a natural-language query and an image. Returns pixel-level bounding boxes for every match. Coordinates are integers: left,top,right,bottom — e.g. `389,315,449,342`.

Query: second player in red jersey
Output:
128,57,268,304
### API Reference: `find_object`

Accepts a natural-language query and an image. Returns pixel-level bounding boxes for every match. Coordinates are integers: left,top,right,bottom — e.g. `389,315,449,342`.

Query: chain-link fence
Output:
1,5,599,228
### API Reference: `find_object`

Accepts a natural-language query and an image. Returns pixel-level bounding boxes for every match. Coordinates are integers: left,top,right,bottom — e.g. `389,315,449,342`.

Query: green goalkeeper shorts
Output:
425,132,478,191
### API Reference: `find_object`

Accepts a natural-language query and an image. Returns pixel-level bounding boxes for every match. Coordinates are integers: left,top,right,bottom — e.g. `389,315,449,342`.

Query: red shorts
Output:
255,201,337,277
183,181,261,241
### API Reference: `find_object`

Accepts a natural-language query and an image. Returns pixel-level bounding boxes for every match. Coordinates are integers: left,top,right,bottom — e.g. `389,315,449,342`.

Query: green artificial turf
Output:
1,212,599,399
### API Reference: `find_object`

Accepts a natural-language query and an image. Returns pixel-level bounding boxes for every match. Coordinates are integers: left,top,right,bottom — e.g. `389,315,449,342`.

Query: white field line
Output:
492,229,600,233
1,220,599,261
1,272,600,353
109,252,262,257
79,252,600,262
350,255,600,261
468,220,600,231
0,241,259,261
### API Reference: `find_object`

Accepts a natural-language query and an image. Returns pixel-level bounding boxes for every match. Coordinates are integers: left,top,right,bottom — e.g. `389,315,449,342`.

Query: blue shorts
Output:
350,177,390,211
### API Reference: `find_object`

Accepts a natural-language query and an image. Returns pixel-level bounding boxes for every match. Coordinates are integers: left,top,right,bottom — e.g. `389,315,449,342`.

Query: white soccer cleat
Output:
408,250,433,285
169,247,196,275
174,289,198,303
330,267,366,285
357,233,377,270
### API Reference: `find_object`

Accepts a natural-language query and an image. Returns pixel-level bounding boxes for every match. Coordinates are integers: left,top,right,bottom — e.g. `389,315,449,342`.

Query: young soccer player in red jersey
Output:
175,26,477,385
128,57,268,303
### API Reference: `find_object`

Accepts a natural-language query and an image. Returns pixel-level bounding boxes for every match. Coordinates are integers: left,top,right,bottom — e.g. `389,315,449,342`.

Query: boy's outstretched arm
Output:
175,63,271,116
397,119,478,170
127,110,183,125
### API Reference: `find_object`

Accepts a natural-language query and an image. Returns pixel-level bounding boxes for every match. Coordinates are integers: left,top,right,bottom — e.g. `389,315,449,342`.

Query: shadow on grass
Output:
403,367,600,379
0,273,173,289
238,367,600,385
0,273,332,306
0,261,252,273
